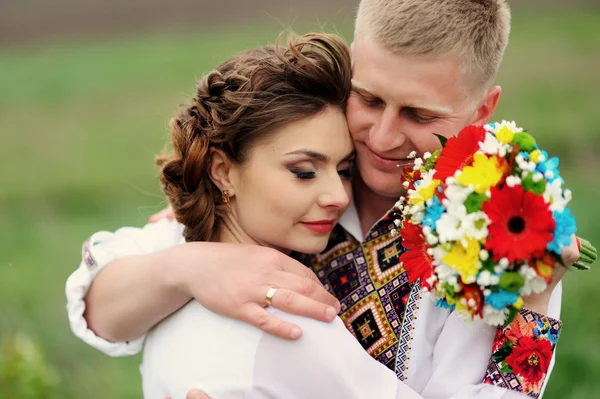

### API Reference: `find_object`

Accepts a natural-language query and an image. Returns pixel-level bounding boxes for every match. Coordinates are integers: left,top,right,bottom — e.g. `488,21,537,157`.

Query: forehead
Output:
352,39,474,111
251,107,352,157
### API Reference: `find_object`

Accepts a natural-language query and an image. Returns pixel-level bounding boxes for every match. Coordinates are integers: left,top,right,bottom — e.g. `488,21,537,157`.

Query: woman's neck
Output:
353,175,398,237
214,213,260,247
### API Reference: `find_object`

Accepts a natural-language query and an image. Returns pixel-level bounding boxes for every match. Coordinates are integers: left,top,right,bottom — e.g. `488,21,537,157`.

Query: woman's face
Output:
229,106,354,254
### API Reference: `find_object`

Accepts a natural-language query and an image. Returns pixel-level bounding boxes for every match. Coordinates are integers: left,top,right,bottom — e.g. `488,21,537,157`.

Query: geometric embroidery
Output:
364,235,405,287
341,292,397,359
328,262,360,300
81,238,96,270
296,209,420,377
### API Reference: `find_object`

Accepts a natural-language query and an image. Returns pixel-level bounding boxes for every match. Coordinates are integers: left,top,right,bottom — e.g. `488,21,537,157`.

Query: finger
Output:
241,303,303,340
186,389,212,399
268,286,339,322
269,271,340,313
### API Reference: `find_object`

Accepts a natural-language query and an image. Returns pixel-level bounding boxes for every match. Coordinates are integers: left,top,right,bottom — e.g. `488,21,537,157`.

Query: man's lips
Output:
363,144,413,170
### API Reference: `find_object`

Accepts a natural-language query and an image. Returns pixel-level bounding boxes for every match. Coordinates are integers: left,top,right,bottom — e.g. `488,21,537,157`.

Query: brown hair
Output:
157,33,352,243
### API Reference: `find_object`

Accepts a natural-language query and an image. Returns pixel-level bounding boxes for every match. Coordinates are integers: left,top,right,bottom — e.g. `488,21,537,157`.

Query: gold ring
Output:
265,287,278,307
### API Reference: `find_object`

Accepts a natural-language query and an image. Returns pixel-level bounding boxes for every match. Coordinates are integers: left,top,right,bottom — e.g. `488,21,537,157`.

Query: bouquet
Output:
396,121,596,326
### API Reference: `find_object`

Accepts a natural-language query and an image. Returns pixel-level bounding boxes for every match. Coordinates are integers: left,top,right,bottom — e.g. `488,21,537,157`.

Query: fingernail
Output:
325,306,337,320
290,327,302,339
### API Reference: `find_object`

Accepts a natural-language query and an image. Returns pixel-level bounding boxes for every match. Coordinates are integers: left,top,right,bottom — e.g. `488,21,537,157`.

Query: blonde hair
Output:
354,0,511,88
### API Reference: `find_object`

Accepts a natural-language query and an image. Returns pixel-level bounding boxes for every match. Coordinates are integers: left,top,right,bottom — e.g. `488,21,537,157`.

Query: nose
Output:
317,173,351,211
369,106,406,153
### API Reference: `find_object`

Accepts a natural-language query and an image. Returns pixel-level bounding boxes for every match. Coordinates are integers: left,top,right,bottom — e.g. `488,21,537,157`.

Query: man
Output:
66,0,577,397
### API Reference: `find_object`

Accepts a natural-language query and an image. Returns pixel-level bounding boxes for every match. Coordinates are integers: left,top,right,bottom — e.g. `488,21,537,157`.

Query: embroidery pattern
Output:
297,211,421,377
82,239,96,269
483,309,562,397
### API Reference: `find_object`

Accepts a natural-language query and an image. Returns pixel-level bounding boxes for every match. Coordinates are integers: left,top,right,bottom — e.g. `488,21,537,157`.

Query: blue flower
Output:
484,288,519,310
547,209,577,254
536,150,564,184
548,328,559,344
423,195,445,230
436,298,455,310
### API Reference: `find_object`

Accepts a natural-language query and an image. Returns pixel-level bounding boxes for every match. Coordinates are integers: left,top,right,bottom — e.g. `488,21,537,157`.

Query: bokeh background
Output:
1,0,599,398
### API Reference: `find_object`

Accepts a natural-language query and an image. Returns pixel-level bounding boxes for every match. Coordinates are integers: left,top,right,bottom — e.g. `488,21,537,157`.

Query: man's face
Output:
347,39,487,200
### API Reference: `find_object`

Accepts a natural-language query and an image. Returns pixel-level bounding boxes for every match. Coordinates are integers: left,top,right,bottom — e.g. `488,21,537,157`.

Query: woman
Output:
136,33,423,398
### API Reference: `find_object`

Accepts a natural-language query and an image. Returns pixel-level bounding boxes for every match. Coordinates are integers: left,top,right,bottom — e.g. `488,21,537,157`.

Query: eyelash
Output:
291,167,354,180
404,109,438,124
358,94,438,124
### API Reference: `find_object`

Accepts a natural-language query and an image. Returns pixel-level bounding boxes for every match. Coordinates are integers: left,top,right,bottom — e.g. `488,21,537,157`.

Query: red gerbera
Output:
433,125,487,181
400,167,422,192
400,222,434,289
483,185,555,263
505,337,553,392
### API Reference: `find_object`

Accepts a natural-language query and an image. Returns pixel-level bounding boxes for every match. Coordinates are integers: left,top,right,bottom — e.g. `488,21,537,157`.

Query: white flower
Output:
479,249,489,261
479,133,507,156
518,264,549,296
423,152,432,160
477,270,493,286
483,305,509,326
543,179,570,211
492,120,524,134
505,175,522,187
413,158,424,169
408,151,417,159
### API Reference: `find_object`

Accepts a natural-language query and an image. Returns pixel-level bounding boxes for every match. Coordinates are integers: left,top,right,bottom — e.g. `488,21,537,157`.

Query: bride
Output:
134,33,422,398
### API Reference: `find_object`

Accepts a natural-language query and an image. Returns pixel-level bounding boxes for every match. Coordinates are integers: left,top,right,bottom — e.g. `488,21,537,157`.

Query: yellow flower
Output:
408,179,440,207
530,149,543,164
496,126,514,144
457,153,503,194
535,260,553,280
443,238,481,283
513,296,524,310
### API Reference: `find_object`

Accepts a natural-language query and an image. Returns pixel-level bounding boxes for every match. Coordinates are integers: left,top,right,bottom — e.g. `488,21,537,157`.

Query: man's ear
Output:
208,148,235,195
471,85,501,126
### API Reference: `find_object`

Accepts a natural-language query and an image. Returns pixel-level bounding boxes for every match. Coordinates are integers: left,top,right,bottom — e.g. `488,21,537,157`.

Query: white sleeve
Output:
65,218,185,357
420,282,563,399
250,314,424,399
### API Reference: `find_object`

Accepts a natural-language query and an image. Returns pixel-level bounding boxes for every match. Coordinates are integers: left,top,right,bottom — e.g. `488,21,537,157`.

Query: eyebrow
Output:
284,149,356,163
351,79,454,116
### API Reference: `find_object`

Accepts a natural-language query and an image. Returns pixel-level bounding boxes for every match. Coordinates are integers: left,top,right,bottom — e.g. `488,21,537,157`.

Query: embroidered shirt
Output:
66,204,563,398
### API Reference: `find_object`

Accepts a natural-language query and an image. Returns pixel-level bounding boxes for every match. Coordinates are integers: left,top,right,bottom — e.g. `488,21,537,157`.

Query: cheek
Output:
346,97,372,140
234,171,312,237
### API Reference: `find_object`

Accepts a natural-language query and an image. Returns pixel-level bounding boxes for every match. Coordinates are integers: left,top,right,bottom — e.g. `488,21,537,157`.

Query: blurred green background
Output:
0,0,599,398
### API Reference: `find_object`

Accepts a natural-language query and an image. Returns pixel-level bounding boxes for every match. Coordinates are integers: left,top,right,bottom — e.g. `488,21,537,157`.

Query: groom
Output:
68,0,578,397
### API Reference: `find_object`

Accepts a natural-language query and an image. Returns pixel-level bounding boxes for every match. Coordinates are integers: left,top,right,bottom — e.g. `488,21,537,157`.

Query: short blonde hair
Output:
355,0,511,88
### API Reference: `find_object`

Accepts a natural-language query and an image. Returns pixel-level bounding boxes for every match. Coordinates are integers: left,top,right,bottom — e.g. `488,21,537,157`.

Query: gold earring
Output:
221,189,231,206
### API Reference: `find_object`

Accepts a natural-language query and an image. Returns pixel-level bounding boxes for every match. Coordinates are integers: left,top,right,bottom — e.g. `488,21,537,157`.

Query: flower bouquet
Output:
395,121,596,326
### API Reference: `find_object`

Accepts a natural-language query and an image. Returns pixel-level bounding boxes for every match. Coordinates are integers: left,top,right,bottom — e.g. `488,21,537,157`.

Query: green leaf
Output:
433,133,448,147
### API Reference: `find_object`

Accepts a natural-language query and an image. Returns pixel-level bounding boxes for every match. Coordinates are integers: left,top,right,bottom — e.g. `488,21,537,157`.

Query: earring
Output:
221,189,231,207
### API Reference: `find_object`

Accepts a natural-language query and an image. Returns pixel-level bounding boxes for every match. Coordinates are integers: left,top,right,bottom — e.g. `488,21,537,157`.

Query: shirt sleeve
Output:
250,313,424,399
65,218,185,357
419,282,562,399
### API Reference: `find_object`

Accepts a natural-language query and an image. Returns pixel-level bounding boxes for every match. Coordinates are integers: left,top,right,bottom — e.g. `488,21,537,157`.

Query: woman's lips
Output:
300,220,337,233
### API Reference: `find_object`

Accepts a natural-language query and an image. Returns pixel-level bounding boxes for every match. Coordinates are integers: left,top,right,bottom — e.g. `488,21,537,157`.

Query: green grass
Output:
0,8,599,399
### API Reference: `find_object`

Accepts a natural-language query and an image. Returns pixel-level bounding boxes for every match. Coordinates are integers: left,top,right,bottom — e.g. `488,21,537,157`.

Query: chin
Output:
287,238,331,255
360,166,405,199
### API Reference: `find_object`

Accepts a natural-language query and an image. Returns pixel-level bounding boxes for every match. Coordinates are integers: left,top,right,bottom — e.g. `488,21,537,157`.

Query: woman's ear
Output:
208,148,235,195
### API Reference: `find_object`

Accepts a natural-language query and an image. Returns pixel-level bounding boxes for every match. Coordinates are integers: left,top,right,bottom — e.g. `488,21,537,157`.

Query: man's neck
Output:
353,175,398,238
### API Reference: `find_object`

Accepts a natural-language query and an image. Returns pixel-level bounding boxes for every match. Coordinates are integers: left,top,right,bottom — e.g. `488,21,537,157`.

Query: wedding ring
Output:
265,287,278,307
